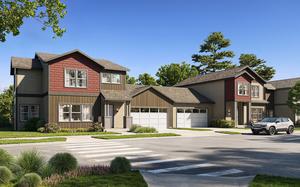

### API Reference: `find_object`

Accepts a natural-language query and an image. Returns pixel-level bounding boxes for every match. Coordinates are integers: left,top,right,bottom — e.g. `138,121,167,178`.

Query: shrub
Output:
129,125,139,132
17,150,45,174
129,125,157,133
0,166,13,185
24,118,43,131
37,123,60,133
110,157,131,174
48,153,78,174
59,128,88,133
40,165,55,178
88,123,104,132
17,173,42,187
0,148,14,168
209,119,235,128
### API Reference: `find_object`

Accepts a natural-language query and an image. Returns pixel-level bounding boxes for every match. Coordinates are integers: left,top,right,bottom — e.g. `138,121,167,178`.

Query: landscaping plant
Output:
17,150,45,174
129,125,157,133
110,157,131,174
88,123,104,132
37,123,60,133
17,173,42,187
209,119,235,128
48,153,78,174
24,118,43,131
0,148,14,168
0,166,13,185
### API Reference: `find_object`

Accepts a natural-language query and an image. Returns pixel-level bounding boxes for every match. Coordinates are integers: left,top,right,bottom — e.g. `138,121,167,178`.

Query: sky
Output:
1,0,300,91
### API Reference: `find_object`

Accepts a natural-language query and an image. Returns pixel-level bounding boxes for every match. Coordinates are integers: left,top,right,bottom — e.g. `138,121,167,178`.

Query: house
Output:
10,49,299,130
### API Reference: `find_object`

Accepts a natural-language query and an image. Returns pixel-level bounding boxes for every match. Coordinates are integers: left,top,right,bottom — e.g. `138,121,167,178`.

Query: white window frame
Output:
101,73,121,84
20,105,39,122
238,82,249,96
58,104,93,122
251,85,260,98
64,69,87,88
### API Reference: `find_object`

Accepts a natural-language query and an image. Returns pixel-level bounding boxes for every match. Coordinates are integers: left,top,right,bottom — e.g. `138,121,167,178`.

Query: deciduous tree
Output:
137,73,157,86
0,85,13,125
287,81,300,118
126,75,136,84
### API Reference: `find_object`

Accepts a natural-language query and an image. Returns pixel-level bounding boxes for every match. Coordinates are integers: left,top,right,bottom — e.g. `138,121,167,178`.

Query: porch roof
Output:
101,89,131,101
251,100,269,104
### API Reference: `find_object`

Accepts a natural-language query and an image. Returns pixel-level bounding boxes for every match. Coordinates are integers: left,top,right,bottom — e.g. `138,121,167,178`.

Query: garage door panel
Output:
177,108,208,128
131,108,167,130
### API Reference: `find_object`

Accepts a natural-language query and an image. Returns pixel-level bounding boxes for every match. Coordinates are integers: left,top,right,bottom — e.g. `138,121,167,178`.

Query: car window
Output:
282,118,289,122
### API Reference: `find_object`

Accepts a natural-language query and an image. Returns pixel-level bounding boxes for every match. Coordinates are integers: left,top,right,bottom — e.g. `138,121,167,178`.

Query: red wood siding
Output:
235,74,252,102
49,53,101,93
225,78,235,101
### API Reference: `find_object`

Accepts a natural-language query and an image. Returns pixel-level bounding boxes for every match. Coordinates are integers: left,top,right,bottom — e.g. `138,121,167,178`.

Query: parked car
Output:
251,117,295,135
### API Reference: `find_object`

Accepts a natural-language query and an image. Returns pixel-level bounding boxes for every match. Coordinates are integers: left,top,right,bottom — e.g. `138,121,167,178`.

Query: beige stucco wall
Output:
251,81,264,101
188,80,225,120
113,102,125,128
16,69,42,94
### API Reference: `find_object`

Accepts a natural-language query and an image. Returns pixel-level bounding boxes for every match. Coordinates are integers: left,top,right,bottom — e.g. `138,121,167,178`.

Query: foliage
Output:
239,54,276,81
0,131,117,138
0,166,13,185
287,81,300,116
192,32,235,74
126,75,136,84
0,85,13,126
17,150,45,174
48,153,78,174
209,119,235,128
0,148,14,168
59,128,88,133
156,62,199,86
0,137,66,145
17,173,42,187
0,0,67,42
88,123,104,132
37,123,60,133
129,125,157,133
93,133,180,139
43,165,110,186
40,165,55,178
110,157,131,174
296,120,300,127
137,73,157,86
250,174,300,187
24,118,43,131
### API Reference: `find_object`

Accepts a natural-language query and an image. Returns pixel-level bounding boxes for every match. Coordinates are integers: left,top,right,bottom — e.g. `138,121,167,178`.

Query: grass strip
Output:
0,131,118,139
92,133,180,139
0,137,66,144
215,131,241,135
250,174,300,187
175,128,212,131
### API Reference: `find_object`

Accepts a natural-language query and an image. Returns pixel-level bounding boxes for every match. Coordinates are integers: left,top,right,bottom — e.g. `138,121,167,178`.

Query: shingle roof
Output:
36,50,129,72
10,57,42,74
175,66,265,86
264,83,276,90
269,77,300,89
101,89,132,101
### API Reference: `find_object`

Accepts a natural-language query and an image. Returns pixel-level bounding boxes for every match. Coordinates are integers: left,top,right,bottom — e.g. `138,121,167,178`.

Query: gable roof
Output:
36,49,129,72
269,77,300,89
175,66,266,87
10,57,42,75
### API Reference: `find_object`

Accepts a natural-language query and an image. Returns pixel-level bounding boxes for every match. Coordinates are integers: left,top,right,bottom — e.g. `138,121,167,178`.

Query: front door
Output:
238,102,248,125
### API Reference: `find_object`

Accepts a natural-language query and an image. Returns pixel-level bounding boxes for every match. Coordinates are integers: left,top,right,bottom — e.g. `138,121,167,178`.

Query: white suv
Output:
251,117,295,135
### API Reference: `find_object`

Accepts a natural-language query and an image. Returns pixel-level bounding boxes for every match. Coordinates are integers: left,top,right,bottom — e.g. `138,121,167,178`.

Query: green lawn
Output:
215,131,241,135
0,131,118,139
250,174,300,187
93,133,180,139
0,137,66,144
175,128,212,131
57,171,147,187
295,127,300,131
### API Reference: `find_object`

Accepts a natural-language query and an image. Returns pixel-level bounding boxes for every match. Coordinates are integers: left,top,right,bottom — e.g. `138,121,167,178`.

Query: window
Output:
200,109,207,113
251,85,260,98
238,82,249,96
193,109,200,113
159,108,167,113
185,109,192,113
150,108,159,112
177,109,184,113
251,108,264,122
131,108,140,113
141,108,149,113
101,73,121,84
59,104,92,122
65,69,87,88
105,104,113,117
20,105,39,122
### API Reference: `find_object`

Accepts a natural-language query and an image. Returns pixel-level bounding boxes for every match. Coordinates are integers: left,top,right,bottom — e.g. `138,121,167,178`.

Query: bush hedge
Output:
110,157,131,174
88,123,104,132
17,173,42,187
24,118,44,131
129,125,157,133
17,150,45,174
209,119,235,128
0,166,13,185
37,123,60,133
48,153,78,174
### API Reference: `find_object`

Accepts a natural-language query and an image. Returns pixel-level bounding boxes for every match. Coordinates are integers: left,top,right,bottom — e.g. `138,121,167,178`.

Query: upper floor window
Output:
238,82,249,96
251,85,260,98
101,73,121,84
20,105,39,122
65,69,87,88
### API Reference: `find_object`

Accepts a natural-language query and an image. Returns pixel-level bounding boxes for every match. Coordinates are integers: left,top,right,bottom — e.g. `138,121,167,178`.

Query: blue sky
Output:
1,0,300,90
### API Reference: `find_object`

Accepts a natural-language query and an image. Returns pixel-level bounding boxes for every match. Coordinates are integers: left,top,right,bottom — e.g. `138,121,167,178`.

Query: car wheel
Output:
252,130,259,135
287,126,294,134
268,126,276,135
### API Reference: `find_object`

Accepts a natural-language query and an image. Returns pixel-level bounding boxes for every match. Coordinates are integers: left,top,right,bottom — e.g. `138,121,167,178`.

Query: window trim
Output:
101,72,121,84
58,104,93,122
251,85,260,98
64,68,88,88
19,104,40,122
238,82,249,96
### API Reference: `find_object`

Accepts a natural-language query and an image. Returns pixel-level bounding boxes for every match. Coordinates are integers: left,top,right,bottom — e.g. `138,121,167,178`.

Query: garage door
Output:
177,108,208,128
131,108,167,130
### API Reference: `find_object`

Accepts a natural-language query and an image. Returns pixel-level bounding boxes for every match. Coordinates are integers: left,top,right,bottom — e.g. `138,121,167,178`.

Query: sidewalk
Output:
141,172,255,187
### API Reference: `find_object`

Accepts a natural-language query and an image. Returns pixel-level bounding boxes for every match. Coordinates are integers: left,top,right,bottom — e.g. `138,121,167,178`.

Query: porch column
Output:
234,101,238,127
248,102,251,125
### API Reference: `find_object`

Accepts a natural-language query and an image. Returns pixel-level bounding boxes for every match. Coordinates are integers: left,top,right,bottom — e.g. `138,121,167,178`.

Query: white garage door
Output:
131,108,167,130
177,108,208,128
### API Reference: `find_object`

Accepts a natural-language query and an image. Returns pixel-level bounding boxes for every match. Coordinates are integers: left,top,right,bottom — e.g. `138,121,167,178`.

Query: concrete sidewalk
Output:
141,171,255,187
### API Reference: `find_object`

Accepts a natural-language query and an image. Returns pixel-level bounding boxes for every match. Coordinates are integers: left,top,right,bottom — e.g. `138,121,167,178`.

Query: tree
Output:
192,32,235,74
156,62,199,86
239,54,276,81
126,75,136,84
287,81,300,118
0,85,13,125
137,73,157,86
0,0,67,42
